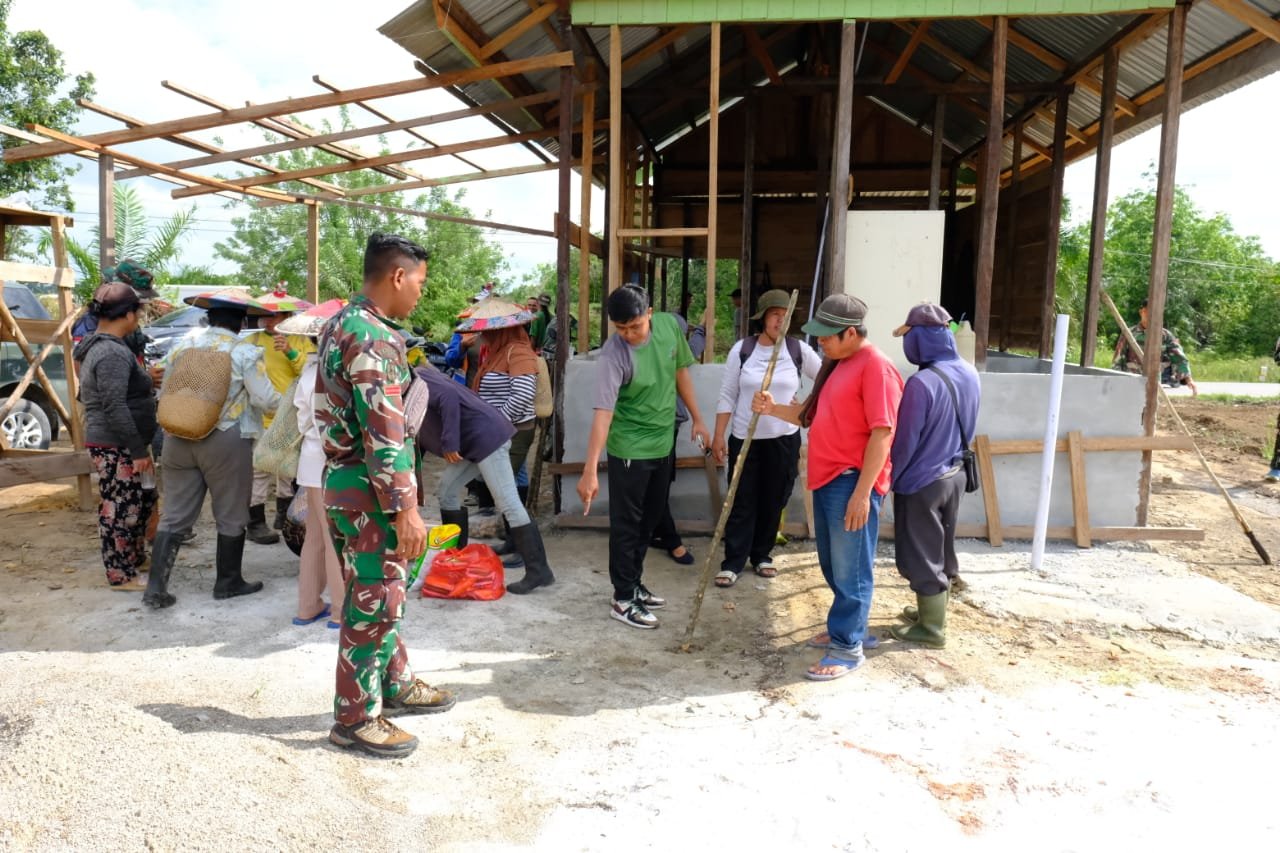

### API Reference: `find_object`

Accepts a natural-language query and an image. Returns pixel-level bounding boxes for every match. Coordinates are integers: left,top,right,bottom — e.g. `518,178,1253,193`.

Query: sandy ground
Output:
2,401,1280,851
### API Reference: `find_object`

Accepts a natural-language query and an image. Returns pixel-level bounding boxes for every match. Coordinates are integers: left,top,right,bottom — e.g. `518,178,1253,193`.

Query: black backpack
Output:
739,335,803,374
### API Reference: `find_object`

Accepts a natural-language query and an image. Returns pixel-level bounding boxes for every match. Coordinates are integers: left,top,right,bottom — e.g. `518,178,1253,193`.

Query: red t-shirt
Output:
807,344,904,495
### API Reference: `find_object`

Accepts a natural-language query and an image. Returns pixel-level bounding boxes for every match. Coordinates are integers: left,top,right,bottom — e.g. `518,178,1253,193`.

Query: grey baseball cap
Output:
801,293,868,337
892,303,953,337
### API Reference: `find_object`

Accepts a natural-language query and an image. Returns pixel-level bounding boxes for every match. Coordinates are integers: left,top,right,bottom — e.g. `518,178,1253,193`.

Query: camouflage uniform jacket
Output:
1113,323,1193,384
315,294,418,515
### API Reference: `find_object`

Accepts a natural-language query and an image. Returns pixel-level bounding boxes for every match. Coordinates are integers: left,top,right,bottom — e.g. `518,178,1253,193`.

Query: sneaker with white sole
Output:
611,597,658,629
637,584,665,610
329,716,418,758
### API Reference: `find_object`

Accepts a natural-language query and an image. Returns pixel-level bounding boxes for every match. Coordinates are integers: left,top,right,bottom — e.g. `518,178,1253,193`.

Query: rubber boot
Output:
494,518,524,568
143,530,181,610
274,496,291,530
246,504,280,545
212,533,263,599
901,576,965,621
439,508,469,548
891,591,947,648
506,523,555,594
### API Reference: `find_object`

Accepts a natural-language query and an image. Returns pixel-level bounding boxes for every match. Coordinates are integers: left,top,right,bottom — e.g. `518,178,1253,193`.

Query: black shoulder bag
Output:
927,366,980,494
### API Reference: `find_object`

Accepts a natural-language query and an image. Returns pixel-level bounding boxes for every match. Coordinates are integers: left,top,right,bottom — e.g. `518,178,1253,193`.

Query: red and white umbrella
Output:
183,288,274,317
455,299,533,333
256,285,313,315
275,298,346,337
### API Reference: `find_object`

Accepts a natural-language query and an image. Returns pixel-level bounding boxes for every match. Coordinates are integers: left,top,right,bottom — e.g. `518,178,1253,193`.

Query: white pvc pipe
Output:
1031,313,1071,570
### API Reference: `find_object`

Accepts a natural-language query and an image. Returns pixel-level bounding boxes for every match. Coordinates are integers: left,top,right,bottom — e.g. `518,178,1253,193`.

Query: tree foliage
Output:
61,184,196,298
0,0,94,211
214,124,508,340
1057,175,1280,357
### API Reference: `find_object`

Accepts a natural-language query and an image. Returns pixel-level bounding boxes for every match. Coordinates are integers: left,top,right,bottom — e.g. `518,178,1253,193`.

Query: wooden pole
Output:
826,21,857,300
928,97,945,211
98,154,115,276
1039,87,1071,359
1081,47,1119,368
1000,120,1022,351
553,7,574,511
704,22,721,363
578,76,595,354
1138,2,1188,527
305,203,320,303
607,25,623,298
973,15,1008,371
739,94,756,337
681,289,800,651
680,202,691,317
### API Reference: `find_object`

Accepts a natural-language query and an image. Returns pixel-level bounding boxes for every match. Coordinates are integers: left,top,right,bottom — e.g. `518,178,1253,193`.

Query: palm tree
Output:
63,185,195,298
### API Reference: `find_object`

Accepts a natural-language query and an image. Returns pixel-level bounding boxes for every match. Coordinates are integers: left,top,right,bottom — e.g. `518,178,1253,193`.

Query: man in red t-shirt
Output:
754,294,903,681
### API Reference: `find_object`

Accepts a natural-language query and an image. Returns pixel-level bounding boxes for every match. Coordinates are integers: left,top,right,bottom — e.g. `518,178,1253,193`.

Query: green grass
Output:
1186,352,1278,383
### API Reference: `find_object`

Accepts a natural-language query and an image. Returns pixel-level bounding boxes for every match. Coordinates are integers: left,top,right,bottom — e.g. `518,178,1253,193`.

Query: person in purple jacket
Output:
407,365,555,594
887,304,980,649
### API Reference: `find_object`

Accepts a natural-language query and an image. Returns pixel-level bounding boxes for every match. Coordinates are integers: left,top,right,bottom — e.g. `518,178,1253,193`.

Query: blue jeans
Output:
437,441,531,527
813,470,883,661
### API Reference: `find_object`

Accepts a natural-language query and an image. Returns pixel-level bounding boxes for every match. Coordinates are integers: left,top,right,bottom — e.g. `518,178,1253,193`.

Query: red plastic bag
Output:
420,544,506,601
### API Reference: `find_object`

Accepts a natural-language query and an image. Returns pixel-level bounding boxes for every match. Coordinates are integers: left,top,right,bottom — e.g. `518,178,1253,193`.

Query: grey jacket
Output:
74,333,156,458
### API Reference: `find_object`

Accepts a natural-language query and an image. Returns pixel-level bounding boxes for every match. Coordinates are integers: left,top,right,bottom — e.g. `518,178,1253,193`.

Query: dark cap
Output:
90,282,141,316
538,293,551,306
892,303,953,337
103,260,159,300
801,293,868,337
751,289,793,320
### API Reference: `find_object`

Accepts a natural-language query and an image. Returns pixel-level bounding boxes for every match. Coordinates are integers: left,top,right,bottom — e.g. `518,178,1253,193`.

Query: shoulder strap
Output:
740,335,803,372
926,365,970,451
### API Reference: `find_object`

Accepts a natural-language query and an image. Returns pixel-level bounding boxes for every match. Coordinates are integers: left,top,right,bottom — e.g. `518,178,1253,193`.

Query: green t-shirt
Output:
594,312,695,460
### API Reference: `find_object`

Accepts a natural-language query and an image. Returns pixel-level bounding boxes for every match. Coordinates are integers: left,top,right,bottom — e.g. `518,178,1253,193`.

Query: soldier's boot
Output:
506,522,555,595
212,533,263,599
439,508,469,547
329,716,418,758
901,576,965,621
891,591,947,648
273,496,291,530
246,504,280,545
143,531,181,610
494,518,524,568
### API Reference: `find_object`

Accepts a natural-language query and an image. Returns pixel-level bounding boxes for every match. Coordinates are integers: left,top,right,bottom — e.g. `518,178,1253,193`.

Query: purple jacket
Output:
412,366,515,462
890,326,981,496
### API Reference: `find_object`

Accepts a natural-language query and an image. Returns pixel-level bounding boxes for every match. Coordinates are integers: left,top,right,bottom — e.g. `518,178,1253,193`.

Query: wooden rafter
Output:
29,125,296,204
2,53,571,164
479,3,558,60
170,123,604,199
886,21,930,85
741,25,781,84
1209,0,1280,43
313,75,484,173
343,161,571,198
622,26,694,72
117,91,560,180
433,0,548,112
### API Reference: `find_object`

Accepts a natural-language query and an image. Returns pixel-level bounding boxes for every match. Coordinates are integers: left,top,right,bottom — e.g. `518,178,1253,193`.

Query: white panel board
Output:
842,211,945,377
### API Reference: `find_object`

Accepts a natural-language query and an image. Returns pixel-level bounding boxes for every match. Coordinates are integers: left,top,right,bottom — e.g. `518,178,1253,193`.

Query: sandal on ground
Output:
714,570,739,588
753,560,778,578
109,574,148,592
805,631,878,650
805,655,863,682
326,620,342,630
292,604,331,626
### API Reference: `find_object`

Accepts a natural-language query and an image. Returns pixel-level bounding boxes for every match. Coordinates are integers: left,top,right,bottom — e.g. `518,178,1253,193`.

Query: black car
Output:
1,282,70,449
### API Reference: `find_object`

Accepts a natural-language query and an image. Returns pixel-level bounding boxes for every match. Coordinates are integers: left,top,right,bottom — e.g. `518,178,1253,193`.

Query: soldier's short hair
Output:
363,232,432,282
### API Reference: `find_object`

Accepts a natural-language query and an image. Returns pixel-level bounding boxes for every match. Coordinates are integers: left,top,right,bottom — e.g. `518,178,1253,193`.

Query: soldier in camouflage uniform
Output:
316,233,456,758
1112,299,1198,397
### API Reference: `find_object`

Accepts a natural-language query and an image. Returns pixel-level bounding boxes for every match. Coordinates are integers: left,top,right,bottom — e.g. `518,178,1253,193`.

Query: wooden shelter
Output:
0,205,93,508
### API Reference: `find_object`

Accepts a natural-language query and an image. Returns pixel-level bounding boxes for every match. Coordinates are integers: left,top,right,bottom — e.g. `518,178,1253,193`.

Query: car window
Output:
146,306,207,328
1,282,53,321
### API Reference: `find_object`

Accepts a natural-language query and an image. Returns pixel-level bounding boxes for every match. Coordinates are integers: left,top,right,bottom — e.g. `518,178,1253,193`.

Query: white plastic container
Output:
954,320,976,364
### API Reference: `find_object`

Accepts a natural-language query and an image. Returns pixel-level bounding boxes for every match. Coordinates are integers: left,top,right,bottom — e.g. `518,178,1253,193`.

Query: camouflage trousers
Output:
327,507,416,726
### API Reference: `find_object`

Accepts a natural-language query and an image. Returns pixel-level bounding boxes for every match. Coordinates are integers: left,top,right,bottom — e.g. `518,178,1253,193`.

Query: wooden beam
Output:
1209,0,1280,43
740,95,756,335
928,97,945,210
344,161,570,199
278,193,557,239
1139,3,1188,526
886,21,930,85
1040,86,1070,359
741,25,781,84
97,154,115,275
827,22,857,307
973,16,1008,370
433,0,547,107
29,125,296,204
306,203,319,304
608,25,623,298
479,3,558,60
1081,47,1118,368
704,22,721,363
554,2,573,494
622,25,693,72
1000,121,1022,352
0,450,93,489
1067,430,1092,548
3,53,572,163
579,78,595,353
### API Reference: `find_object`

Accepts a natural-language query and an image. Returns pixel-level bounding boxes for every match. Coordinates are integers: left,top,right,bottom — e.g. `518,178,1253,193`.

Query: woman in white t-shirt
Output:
710,289,822,587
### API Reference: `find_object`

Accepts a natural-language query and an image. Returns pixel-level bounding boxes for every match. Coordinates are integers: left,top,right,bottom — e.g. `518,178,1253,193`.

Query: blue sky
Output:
8,0,1279,287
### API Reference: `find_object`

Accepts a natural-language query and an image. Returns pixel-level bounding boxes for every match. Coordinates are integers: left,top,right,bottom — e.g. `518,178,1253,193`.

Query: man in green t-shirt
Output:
578,286,710,629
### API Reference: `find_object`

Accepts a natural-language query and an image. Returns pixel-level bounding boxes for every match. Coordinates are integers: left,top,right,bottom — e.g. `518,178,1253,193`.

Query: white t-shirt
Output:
293,356,326,489
716,336,823,440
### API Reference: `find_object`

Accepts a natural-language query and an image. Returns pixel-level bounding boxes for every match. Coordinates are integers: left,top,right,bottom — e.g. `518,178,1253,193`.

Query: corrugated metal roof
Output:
379,1,1280,175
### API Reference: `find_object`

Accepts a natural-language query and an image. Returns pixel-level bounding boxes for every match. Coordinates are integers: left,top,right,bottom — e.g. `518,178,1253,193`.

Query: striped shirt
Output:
477,371,537,426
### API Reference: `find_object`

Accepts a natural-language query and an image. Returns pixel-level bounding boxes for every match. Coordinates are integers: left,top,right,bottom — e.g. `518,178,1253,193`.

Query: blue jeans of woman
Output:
813,469,883,662
437,441,531,528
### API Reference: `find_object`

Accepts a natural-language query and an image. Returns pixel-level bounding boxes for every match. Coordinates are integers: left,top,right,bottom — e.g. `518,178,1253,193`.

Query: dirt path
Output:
2,401,1279,850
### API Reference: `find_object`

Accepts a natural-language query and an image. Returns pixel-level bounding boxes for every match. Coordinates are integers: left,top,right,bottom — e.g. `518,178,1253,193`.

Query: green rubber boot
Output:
901,576,965,621
891,591,947,648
